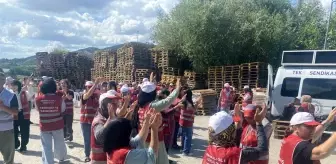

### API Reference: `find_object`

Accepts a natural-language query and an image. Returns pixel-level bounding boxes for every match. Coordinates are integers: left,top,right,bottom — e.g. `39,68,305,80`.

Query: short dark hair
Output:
103,118,132,153
108,81,117,90
11,80,22,93
41,79,57,94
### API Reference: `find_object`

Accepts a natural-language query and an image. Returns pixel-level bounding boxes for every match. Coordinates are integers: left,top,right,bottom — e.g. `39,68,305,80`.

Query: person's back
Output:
36,94,64,131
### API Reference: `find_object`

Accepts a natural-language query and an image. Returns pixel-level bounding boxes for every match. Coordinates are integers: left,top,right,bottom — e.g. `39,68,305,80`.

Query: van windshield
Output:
301,78,336,100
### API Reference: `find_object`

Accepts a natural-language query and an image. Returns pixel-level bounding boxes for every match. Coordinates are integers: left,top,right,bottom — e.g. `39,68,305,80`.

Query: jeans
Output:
81,123,91,157
172,121,180,147
0,129,15,164
181,126,193,154
63,115,73,139
41,129,67,164
14,111,30,149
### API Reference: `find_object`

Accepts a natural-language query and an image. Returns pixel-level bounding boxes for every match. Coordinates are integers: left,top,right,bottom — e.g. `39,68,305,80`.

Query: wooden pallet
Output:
273,120,290,139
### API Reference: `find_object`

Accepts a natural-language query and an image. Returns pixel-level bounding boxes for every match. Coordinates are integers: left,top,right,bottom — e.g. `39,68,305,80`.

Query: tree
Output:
153,0,327,71
51,48,69,54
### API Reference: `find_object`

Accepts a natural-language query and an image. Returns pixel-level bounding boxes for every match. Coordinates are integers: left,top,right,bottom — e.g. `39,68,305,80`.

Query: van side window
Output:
281,78,300,97
302,78,336,100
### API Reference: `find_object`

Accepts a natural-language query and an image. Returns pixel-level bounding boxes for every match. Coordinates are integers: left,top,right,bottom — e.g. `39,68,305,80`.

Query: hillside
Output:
0,43,128,76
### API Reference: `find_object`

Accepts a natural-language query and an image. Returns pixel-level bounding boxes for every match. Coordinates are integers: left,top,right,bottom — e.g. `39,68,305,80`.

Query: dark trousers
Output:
14,111,30,149
63,115,73,138
172,121,180,147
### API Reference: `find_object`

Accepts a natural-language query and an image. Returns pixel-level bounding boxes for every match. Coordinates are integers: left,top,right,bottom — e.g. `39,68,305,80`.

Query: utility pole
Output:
324,0,336,49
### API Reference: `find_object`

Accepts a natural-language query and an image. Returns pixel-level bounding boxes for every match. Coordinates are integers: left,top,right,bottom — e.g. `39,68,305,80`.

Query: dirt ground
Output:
1,108,336,164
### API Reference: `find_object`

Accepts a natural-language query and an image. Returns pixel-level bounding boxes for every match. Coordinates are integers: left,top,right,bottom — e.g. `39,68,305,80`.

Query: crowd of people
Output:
1,71,336,164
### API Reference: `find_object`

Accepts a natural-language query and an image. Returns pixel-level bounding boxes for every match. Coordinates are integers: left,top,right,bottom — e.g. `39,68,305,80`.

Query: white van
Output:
268,50,336,124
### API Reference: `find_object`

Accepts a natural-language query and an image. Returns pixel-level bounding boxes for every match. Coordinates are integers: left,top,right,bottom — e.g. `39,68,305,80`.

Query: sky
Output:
0,0,331,59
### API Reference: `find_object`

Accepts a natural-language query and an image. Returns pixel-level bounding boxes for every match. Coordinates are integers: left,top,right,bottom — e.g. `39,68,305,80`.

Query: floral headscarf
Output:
208,123,236,148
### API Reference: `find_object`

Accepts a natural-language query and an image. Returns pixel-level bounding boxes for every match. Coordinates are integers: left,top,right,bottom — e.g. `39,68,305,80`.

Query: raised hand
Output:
326,108,336,123
176,78,181,89
150,113,162,130
254,103,267,123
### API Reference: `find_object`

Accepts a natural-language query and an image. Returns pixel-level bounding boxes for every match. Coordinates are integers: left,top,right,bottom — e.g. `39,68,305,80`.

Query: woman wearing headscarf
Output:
279,110,336,164
36,79,67,164
104,113,161,164
239,104,273,164
202,105,269,164
11,80,31,152
90,90,130,164
132,78,181,164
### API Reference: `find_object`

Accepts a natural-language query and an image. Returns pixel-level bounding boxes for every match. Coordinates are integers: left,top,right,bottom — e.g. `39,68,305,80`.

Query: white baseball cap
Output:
141,81,156,93
224,83,230,88
244,85,249,89
6,77,14,83
142,78,149,83
120,84,129,93
85,81,94,87
209,111,233,135
290,112,320,126
99,91,121,107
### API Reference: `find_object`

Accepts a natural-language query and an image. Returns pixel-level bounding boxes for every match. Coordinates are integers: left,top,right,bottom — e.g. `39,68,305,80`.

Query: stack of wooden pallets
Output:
135,69,152,84
272,120,290,139
192,89,217,115
240,62,267,91
92,50,116,81
224,65,240,90
114,42,154,83
184,71,206,89
208,66,224,95
36,52,93,89
151,48,181,82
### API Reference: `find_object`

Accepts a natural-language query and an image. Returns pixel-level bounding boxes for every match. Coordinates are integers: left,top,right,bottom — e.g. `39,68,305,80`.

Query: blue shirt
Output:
125,135,156,164
0,88,18,131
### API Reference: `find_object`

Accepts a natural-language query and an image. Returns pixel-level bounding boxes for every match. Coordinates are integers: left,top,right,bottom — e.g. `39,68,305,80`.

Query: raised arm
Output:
117,96,131,117
150,79,181,112
83,78,101,100
312,108,336,143
240,103,268,162
311,133,336,160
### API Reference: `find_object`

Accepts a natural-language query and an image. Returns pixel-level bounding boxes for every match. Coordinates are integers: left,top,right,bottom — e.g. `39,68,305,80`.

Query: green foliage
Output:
153,0,327,71
8,65,35,76
51,48,69,54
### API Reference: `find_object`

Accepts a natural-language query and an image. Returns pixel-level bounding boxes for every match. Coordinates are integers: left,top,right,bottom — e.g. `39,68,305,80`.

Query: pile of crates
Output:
272,120,290,139
91,50,116,81
192,89,217,115
184,71,206,89
36,52,93,89
208,62,268,95
207,66,224,95
240,62,267,91
115,43,154,83
151,48,182,84
224,65,240,89
135,69,152,84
